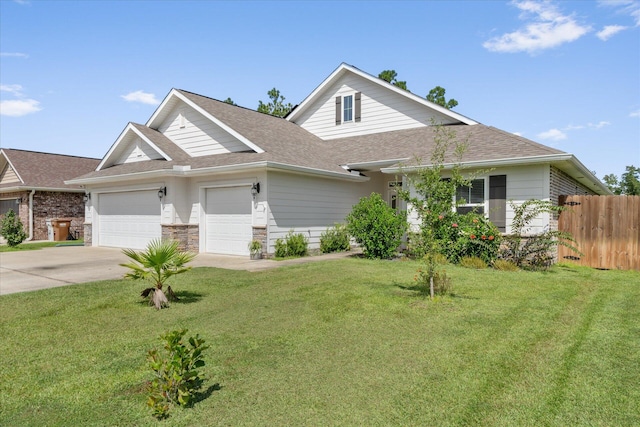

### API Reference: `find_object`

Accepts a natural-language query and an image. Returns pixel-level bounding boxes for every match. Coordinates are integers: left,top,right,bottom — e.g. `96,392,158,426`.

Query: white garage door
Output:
205,187,252,255
98,190,161,249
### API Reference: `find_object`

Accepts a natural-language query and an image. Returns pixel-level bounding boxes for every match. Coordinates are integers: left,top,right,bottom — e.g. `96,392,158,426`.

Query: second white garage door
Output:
205,186,252,255
98,190,161,250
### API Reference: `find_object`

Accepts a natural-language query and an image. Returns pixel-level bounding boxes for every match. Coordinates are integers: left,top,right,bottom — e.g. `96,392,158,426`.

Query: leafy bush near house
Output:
0,209,28,247
147,329,209,419
499,199,582,270
440,213,501,264
275,230,309,258
320,224,350,253
346,193,408,259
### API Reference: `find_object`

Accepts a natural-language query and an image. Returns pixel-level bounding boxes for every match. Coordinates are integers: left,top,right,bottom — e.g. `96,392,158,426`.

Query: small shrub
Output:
0,209,27,247
275,231,308,258
493,259,519,271
459,256,487,269
320,224,350,253
346,193,407,259
286,231,308,257
274,238,287,258
500,199,582,270
147,329,209,419
414,266,452,296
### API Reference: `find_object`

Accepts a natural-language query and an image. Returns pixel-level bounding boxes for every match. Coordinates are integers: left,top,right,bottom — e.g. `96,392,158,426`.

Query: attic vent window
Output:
343,95,353,122
179,113,186,128
335,92,361,125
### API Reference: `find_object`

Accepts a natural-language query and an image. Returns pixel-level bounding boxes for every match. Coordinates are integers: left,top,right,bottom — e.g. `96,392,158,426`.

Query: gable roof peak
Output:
286,63,478,126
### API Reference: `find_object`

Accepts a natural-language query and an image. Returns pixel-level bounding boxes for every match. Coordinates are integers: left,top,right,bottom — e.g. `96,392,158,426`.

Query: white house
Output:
67,63,609,256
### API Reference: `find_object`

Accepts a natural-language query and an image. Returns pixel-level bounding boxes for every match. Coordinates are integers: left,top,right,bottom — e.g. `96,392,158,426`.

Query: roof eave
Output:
67,161,369,186
381,153,611,195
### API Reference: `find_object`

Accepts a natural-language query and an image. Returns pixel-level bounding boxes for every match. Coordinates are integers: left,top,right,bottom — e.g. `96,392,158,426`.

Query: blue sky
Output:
1,0,638,179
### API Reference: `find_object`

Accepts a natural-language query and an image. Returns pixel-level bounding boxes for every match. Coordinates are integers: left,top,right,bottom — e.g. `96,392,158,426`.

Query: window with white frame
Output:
456,179,485,214
343,95,353,122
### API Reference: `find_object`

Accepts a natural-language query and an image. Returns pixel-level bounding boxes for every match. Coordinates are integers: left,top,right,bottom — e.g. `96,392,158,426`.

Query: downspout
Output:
27,189,35,241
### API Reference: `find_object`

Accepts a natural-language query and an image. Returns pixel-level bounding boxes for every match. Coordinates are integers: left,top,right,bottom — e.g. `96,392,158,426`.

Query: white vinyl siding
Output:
204,186,252,255
293,73,458,140
97,190,161,249
116,136,164,164
406,165,550,235
266,171,383,252
158,102,249,157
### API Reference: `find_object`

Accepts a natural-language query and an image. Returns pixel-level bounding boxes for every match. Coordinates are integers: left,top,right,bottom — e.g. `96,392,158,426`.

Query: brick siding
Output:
1,190,85,241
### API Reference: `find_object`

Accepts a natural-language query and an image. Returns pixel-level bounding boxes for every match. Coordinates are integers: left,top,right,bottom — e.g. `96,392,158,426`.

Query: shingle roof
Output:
69,90,572,183
328,125,566,168
1,149,100,190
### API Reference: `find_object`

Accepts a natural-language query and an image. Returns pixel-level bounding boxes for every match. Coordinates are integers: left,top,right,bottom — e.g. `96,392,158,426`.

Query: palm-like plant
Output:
121,239,197,309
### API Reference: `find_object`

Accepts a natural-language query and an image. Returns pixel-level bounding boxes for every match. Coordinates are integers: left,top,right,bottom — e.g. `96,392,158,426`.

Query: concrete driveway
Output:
0,245,356,295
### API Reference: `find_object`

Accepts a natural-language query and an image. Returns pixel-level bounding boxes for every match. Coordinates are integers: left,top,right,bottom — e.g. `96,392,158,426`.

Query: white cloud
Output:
630,109,640,117
564,124,584,131
512,131,524,136
121,90,160,105
0,52,29,58
597,25,628,40
0,99,41,117
587,121,611,129
598,0,640,26
0,84,24,96
483,0,591,54
538,128,567,140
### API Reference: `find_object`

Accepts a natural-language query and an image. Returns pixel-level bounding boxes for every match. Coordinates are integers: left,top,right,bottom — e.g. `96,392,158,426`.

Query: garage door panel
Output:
98,191,161,250
205,187,252,255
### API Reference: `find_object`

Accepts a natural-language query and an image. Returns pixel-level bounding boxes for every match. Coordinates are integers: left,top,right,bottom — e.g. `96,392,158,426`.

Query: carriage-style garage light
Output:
158,187,166,200
251,182,260,198
83,193,91,203
15,197,22,204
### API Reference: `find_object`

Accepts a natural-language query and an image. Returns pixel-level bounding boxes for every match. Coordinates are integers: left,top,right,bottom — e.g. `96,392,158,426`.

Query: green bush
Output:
346,193,407,259
275,230,308,258
320,224,350,253
439,213,501,264
0,209,27,247
274,238,287,258
147,329,209,419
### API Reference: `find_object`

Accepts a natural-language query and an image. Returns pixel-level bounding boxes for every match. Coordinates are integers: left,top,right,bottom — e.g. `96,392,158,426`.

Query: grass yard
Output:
0,240,84,252
0,258,638,426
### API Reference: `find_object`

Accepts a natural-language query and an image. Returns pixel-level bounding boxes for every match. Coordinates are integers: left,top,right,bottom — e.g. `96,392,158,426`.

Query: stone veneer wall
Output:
84,223,92,246
1,190,85,241
161,224,199,252
252,226,267,257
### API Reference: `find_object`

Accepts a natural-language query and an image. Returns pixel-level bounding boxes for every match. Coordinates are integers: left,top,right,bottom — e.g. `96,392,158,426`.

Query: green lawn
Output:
0,259,638,426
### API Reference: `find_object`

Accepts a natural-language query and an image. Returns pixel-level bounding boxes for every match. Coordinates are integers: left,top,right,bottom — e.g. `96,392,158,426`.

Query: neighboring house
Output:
0,149,101,242
67,63,610,255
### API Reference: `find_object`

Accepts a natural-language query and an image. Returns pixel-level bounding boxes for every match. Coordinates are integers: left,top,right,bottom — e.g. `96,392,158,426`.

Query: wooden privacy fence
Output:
558,195,640,271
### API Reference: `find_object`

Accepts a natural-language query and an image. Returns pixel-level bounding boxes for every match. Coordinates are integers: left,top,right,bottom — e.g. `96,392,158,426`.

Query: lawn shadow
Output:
393,282,479,300
192,383,222,406
174,291,204,304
